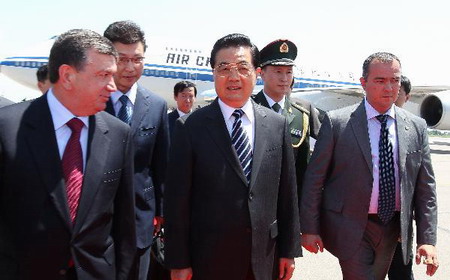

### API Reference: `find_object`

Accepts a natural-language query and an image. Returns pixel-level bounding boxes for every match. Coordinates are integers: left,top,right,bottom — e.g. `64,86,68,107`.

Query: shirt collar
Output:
110,83,138,106
47,88,89,130
364,98,396,121
218,98,254,123
177,108,189,117
262,90,285,110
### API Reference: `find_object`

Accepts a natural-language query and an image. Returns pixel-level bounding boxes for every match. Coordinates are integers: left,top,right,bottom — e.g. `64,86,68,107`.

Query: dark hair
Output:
48,29,117,83
401,75,411,94
174,81,197,97
210,33,259,69
362,52,401,80
36,64,49,82
104,20,147,51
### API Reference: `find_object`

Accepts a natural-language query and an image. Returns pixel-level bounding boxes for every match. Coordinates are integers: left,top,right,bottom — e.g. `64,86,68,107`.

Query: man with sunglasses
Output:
164,33,301,280
104,21,169,280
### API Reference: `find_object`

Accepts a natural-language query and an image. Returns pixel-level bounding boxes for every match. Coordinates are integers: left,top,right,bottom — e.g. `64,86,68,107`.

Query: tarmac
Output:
293,136,450,280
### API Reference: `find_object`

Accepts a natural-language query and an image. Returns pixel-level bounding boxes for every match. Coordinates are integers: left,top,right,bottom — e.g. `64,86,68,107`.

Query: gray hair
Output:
362,52,401,80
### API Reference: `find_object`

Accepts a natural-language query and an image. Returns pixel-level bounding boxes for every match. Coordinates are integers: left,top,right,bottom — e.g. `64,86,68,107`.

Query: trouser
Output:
339,213,400,280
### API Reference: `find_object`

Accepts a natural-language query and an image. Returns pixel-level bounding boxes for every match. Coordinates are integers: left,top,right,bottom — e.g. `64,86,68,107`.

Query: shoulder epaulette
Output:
291,102,310,115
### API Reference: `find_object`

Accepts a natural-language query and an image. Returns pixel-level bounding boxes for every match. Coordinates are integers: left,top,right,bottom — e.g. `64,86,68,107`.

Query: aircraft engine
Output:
420,90,450,130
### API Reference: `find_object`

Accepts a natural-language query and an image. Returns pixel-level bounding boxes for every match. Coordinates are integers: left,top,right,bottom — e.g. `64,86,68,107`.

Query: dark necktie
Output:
62,118,84,223
118,95,132,125
231,109,253,184
376,114,396,224
272,103,282,114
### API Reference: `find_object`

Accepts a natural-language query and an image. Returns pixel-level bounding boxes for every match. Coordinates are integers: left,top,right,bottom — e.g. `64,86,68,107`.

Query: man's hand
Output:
279,258,295,280
154,216,164,234
171,267,193,280
416,244,439,276
301,234,324,254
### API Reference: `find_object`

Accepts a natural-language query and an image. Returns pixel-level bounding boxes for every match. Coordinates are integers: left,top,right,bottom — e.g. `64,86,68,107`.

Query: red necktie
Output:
62,118,84,223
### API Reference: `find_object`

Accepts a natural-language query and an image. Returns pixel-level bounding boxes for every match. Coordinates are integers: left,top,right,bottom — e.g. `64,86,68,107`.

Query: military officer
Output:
252,39,320,210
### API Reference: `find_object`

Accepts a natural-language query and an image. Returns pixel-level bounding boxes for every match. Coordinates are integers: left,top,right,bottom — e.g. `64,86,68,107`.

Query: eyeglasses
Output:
117,56,145,65
214,62,254,77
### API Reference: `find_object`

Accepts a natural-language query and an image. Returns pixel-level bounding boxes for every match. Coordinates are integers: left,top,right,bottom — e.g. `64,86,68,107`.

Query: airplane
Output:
1,35,449,130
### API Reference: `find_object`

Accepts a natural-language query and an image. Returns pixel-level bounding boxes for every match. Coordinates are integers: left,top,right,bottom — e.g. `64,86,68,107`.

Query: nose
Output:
228,67,240,80
106,77,117,92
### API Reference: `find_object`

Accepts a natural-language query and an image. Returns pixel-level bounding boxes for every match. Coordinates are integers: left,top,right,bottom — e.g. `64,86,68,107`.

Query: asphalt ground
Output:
293,136,450,280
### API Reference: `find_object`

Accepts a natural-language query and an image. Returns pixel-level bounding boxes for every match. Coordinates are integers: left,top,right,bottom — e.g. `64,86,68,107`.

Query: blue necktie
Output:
376,114,396,224
118,95,132,125
231,109,253,184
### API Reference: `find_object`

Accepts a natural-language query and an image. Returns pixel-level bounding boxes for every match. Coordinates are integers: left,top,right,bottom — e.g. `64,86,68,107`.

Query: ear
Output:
360,77,366,90
58,64,77,90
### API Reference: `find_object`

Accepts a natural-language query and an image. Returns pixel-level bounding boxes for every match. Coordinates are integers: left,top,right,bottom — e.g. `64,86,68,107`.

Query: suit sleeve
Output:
414,123,438,246
300,113,335,234
164,117,193,268
277,118,302,258
114,129,137,280
152,101,170,217
309,103,321,139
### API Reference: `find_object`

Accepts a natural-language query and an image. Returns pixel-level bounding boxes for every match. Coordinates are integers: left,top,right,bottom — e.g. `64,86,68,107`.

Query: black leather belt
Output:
368,212,400,224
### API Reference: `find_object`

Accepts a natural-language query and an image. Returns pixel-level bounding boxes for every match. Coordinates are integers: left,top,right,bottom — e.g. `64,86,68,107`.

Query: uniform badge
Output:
290,128,302,137
280,42,289,53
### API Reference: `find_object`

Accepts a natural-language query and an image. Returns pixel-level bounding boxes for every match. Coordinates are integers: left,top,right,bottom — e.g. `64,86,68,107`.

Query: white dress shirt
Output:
47,89,89,170
110,83,138,116
218,98,255,150
365,99,400,213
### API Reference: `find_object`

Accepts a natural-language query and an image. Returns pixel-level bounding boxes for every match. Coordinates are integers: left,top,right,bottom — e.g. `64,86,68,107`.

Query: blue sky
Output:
1,0,449,85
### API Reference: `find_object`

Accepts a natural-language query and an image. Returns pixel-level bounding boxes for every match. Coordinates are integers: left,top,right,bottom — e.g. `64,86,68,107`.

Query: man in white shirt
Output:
164,33,301,280
300,52,438,279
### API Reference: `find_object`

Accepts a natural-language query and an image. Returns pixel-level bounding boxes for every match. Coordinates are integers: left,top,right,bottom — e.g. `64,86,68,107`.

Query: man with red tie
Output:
0,29,136,280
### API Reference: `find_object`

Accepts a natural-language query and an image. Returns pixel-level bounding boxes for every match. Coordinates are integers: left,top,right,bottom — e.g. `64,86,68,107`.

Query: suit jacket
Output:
0,95,136,279
300,101,437,263
252,91,320,218
106,85,169,249
167,109,180,138
164,98,301,280
0,96,14,108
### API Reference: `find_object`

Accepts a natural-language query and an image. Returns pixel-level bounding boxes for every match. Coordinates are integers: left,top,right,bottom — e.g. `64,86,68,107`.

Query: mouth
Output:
227,86,241,91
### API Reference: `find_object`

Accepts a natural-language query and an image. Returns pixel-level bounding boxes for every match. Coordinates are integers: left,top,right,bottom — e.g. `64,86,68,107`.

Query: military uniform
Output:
255,39,321,221
252,91,319,205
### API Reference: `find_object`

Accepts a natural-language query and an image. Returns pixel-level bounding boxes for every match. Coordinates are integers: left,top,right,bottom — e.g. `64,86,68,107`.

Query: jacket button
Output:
248,192,253,201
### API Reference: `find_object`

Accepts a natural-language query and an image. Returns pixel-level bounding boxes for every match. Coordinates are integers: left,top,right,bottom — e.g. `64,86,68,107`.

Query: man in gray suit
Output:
103,21,169,280
0,97,14,108
301,52,438,279
164,33,301,280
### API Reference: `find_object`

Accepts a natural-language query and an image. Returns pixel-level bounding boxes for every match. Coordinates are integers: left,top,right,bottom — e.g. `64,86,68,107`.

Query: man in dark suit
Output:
301,52,438,279
0,29,136,279
168,81,197,138
164,33,301,280
252,39,320,209
103,21,169,280
0,96,14,108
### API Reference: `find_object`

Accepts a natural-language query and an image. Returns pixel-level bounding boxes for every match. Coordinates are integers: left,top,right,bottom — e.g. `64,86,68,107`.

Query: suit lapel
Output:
249,102,268,190
205,99,248,185
395,108,410,178
73,114,111,233
24,96,72,231
130,87,150,135
349,102,373,174
283,101,295,125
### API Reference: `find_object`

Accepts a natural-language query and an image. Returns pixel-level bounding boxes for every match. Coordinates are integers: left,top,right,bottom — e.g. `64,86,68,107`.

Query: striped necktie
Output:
62,118,84,223
231,109,253,184
118,95,132,125
376,114,396,224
